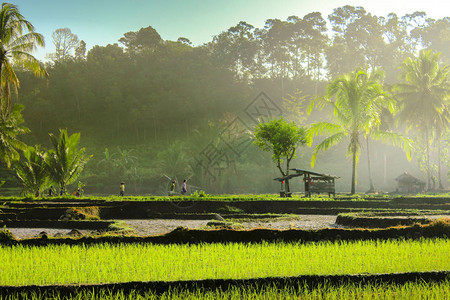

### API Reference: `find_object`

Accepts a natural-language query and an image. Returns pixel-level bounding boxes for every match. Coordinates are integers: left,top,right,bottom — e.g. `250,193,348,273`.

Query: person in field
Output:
120,181,125,196
181,179,187,195
169,180,176,196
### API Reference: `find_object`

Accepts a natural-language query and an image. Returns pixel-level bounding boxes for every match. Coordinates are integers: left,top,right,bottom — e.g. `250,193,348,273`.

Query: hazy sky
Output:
12,0,450,61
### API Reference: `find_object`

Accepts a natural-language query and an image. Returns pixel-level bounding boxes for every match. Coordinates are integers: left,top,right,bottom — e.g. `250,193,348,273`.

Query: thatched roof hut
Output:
395,172,425,193
274,169,339,197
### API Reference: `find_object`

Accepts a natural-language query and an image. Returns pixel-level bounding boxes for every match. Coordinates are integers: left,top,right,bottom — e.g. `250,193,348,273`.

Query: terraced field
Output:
0,195,448,299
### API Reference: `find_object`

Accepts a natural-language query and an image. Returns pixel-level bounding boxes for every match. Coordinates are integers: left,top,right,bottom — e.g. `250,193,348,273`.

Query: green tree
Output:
378,13,409,82
0,103,29,167
253,118,307,193
156,141,192,182
260,19,292,81
394,50,450,190
114,146,139,186
302,12,328,81
75,40,86,60
15,145,49,196
118,26,163,54
326,5,367,78
0,3,46,168
209,21,259,81
45,129,90,194
417,18,450,63
96,148,115,175
434,112,449,189
308,69,411,194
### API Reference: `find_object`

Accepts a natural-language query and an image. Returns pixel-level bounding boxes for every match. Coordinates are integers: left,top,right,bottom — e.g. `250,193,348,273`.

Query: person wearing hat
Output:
120,181,125,196
169,180,176,196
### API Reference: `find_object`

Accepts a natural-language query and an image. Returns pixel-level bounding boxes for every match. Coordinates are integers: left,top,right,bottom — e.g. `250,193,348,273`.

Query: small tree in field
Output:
15,145,49,196
253,118,307,193
45,129,90,195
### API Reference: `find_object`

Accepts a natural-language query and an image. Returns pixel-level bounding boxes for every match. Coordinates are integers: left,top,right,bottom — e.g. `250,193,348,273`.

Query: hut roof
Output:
274,169,339,182
291,168,339,179
395,172,425,184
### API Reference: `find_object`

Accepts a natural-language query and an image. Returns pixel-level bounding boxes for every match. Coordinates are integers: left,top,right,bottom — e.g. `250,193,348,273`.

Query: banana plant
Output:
45,129,90,195
15,145,49,196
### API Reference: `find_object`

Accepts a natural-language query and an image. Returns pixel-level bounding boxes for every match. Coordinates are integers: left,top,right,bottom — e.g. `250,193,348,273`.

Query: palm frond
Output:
370,130,413,161
306,122,344,146
311,132,345,167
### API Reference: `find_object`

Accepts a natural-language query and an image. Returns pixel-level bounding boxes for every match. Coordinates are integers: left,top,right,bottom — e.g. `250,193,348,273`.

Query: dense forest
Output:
4,5,450,195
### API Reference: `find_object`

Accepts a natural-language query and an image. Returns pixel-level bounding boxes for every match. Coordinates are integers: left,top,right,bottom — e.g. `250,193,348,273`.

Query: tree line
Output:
0,3,448,195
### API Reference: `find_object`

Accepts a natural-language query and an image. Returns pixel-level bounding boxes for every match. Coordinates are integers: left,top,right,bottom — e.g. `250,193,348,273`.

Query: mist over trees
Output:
8,5,450,195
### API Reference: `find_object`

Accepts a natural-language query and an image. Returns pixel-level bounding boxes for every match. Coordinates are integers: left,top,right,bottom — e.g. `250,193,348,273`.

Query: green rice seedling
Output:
0,281,449,299
0,239,448,286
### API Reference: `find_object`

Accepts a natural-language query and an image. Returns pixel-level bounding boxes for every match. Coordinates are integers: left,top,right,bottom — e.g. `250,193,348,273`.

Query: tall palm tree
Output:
0,3,47,167
363,70,413,193
434,106,450,189
308,69,411,194
45,129,90,195
15,145,49,196
394,50,450,190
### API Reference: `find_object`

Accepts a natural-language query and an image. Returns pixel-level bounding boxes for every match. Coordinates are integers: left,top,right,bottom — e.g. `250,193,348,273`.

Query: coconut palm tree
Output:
0,3,47,168
0,2,47,112
15,145,49,196
156,141,192,181
308,69,411,194
434,109,450,189
363,70,413,193
45,129,90,195
394,50,450,190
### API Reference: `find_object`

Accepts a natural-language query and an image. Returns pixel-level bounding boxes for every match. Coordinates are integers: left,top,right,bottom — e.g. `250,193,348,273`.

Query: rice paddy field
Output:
1,239,449,286
1,195,448,299
0,281,449,299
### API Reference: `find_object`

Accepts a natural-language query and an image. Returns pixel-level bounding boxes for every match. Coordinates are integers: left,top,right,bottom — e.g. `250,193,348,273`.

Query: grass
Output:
0,239,448,286
0,281,449,299
106,221,137,234
0,194,380,202
338,209,449,218
1,192,448,203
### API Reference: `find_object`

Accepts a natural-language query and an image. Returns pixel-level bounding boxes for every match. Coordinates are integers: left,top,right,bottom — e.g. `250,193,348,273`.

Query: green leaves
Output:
254,118,307,192
0,103,29,168
0,3,46,171
393,49,450,189
45,129,90,192
370,130,413,161
394,49,450,134
254,118,307,163
0,2,47,98
308,68,395,193
15,145,48,196
310,130,345,168
13,129,90,196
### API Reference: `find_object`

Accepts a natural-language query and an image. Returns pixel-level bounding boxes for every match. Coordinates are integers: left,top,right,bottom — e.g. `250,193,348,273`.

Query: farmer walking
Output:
169,180,176,196
181,179,187,195
120,181,125,196
48,186,55,197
